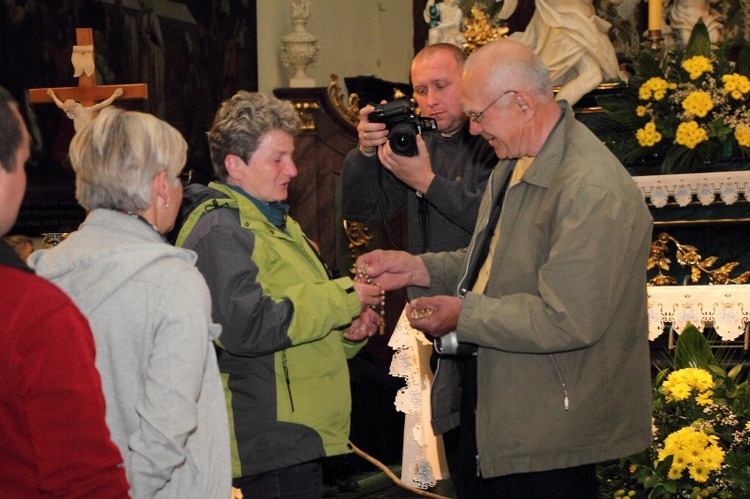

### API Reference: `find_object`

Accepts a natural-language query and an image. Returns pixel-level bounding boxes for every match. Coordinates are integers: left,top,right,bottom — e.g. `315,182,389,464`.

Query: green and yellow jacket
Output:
176,182,363,478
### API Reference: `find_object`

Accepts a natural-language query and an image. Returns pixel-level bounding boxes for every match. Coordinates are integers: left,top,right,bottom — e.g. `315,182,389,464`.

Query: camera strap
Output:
417,196,430,252
376,156,405,251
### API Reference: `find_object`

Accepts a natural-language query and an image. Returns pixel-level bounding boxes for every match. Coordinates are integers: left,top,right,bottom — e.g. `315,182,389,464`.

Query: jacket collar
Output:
223,184,290,230
0,239,33,274
510,101,572,189
208,182,296,237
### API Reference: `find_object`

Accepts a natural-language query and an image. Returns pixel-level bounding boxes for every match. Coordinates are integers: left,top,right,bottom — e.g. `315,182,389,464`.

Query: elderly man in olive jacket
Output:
357,39,653,498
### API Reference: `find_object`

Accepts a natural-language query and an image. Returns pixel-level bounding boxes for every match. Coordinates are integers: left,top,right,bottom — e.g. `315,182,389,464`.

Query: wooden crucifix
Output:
28,28,148,132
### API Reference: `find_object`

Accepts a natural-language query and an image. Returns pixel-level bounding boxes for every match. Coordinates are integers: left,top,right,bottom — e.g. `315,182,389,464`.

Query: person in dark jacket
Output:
0,86,130,498
342,42,497,496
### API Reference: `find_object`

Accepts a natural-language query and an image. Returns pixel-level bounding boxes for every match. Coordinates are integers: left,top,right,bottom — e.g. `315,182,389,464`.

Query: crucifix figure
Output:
28,28,148,132
47,87,123,132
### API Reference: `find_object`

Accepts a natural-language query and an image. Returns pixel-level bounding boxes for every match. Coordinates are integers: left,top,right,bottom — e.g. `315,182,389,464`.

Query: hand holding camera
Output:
358,99,438,157
357,104,388,157
368,99,437,157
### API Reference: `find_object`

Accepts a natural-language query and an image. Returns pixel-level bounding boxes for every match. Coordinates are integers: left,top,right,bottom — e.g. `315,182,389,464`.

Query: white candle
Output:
648,0,662,31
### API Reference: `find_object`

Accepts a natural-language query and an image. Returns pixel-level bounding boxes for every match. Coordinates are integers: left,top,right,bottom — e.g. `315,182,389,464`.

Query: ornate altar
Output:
636,168,750,357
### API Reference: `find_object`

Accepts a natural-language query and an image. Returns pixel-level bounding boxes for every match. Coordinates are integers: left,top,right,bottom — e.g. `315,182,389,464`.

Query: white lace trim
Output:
389,308,447,489
648,284,750,341
633,171,750,208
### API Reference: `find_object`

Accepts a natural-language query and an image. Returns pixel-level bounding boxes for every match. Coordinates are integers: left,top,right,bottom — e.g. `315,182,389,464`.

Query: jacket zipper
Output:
281,350,295,412
457,170,496,297
549,354,570,411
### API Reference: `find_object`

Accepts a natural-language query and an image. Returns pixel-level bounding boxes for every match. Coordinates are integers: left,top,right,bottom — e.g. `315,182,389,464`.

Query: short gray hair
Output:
69,107,187,212
207,91,300,182
466,39,554,100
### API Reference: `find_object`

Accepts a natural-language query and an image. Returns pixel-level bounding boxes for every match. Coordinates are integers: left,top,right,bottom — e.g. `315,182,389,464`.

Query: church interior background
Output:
3,1,750,494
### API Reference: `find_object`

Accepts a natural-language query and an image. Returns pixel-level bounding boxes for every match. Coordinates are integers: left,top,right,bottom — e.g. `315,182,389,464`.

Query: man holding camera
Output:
341,42,496,497
341,43,495,255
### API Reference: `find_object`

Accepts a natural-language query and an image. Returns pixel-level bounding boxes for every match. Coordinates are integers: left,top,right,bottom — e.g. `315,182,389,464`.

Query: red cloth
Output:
0,260,129,497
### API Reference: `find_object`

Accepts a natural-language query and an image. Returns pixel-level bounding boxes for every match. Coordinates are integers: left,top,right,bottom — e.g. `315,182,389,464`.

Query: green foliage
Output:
673,323,715,369
684,20,712,60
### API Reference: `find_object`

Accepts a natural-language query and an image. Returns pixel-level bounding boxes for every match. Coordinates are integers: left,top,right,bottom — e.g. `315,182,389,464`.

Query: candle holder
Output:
647,29,665,55
41,232,69,249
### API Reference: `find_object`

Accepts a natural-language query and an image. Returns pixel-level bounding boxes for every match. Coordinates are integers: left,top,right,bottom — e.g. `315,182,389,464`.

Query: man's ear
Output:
516,92,535,122
225,154,244,181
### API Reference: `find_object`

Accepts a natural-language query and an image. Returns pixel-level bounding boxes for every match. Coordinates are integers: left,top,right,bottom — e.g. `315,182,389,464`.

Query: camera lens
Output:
389,123,417,156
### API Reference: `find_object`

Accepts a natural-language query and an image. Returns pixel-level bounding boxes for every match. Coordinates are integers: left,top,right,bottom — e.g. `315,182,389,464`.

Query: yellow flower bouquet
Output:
596,20,750,174
600,325,750,498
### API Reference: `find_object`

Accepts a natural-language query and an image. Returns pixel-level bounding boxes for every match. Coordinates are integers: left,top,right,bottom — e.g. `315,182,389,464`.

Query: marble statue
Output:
669,0,724,47
510,0,620,106
424,0,467,48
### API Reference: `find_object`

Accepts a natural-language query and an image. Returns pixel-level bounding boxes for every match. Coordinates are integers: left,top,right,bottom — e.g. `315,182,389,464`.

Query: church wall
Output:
257,0,414,94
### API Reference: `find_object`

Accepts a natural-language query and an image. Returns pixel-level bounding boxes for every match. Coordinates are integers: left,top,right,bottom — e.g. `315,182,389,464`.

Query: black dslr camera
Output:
368,99,438,157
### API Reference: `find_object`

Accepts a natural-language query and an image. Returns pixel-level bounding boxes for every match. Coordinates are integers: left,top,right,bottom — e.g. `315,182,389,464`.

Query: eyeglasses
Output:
467,90,517,124
179,169,193,188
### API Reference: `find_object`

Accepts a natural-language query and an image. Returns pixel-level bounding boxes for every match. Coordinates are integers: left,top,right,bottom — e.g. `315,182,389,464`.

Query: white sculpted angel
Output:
510,0,621,106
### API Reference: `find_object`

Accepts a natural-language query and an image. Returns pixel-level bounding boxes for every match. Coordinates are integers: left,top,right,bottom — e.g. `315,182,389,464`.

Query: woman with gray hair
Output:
29,107,231,498
175,91,383,498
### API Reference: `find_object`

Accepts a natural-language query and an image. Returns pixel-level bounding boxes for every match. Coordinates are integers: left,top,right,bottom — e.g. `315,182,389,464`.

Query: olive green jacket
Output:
423,103,654,478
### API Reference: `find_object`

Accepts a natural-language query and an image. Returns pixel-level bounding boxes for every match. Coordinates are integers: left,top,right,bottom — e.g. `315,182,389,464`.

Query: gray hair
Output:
207,91,300,182
0,86,23,173
69,106,187,211
466,39,554,100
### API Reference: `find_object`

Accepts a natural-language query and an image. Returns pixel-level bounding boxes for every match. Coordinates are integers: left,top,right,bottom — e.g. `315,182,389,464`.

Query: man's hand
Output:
355,250,430,291
406,296,462,338
377,134,435,194
344,307,383,341
357,104,388,157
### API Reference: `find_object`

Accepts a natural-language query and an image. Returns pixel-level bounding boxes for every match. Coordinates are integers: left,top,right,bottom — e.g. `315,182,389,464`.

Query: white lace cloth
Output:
648,284,750,341
389,308,448,490
633,171,750,207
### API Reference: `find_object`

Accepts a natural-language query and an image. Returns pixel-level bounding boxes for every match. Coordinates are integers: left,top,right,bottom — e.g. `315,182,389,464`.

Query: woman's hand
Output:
344,308,383,341
353,281,383,312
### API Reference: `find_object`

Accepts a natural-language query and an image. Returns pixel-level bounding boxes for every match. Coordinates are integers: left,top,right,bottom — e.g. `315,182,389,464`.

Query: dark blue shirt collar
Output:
224,184,290,230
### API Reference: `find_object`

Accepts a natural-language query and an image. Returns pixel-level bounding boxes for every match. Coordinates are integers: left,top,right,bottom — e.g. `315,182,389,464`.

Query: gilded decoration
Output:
343,220,373,275
292,101,319,131
648,232,750,285
327,74,360,128
462,7,509,54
